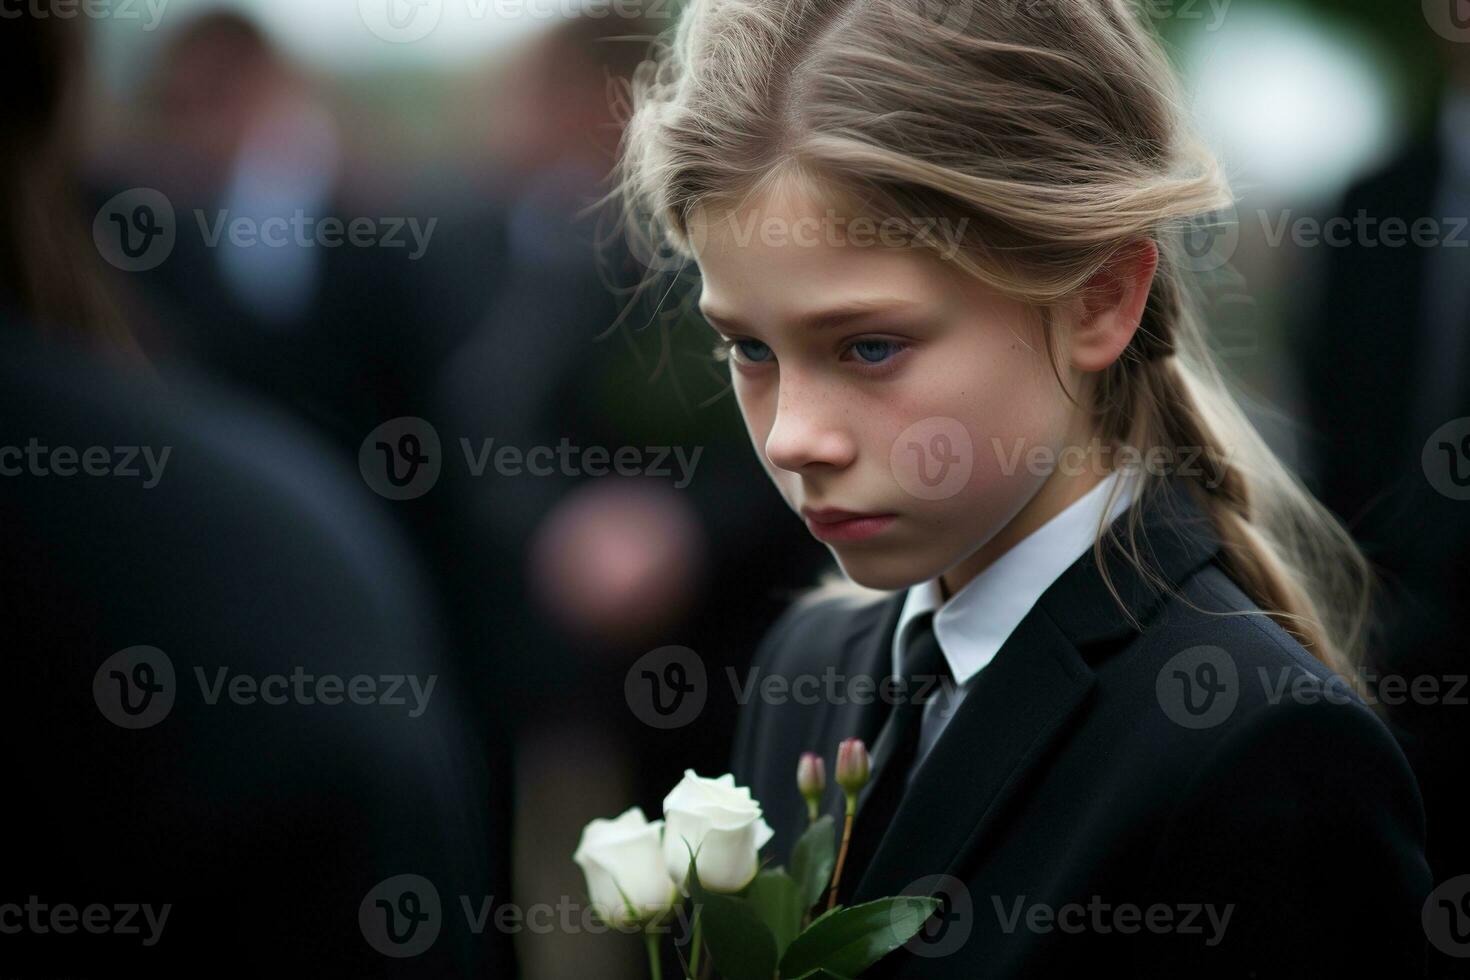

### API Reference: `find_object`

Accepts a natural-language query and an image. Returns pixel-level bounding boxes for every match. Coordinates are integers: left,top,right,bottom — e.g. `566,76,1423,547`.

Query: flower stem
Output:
826,793,857,911
644,929,663,980
688,903,702,979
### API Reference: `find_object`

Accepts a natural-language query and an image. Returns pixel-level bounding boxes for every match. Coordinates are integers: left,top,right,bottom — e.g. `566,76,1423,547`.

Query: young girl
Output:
609,0,1433,974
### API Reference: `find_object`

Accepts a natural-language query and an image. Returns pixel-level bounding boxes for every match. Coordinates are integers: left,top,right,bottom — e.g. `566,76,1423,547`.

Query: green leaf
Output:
789,815,836,912
778,895,942,979
685,848,778,980
742,868,804,960
797,904,844,933
791,971,853,979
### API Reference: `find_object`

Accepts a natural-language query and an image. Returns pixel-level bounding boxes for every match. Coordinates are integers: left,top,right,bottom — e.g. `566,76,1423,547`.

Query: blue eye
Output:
852,339,898,363
735,339,774,363
715,336,904,370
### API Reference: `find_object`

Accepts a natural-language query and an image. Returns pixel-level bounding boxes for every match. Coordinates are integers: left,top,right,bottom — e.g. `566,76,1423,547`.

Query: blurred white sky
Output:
89,0,1405,205
1182,2,1401,205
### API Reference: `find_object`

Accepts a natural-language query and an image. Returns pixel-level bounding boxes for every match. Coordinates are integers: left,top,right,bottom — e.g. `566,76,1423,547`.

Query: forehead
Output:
689,172,874,253
689,178,954,317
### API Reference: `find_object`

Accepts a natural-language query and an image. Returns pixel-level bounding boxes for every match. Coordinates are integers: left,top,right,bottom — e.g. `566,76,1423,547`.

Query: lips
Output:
802,507,878,524
801,507,897,543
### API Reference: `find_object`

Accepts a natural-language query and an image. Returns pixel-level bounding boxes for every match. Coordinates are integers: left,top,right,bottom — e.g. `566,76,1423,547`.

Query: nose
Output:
763,370,857,474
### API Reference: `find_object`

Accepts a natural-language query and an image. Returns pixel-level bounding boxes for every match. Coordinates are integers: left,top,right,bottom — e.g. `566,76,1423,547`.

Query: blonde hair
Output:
600,0,1371,682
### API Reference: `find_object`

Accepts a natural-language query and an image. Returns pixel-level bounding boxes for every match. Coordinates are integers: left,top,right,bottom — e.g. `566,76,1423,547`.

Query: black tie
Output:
836,613,952,905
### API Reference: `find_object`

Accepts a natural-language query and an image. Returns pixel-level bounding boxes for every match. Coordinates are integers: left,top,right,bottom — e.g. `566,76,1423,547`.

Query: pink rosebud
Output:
835,738,870,795
797,752,825,819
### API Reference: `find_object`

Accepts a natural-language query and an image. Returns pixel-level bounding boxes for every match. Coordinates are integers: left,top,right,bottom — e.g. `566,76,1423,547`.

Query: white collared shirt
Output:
892,469,1140,778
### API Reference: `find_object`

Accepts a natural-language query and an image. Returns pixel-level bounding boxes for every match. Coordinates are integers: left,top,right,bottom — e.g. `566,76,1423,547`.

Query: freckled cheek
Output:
891,357,1054,524
734,377,772,437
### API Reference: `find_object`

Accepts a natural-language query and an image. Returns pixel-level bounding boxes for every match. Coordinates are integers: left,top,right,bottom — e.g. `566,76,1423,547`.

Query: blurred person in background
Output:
95,10,450,451
1,10,513,974
1293,12,1470,965
0,0,135,357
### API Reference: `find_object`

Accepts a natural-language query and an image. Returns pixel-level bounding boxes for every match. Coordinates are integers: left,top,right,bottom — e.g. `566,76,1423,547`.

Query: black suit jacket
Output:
0,322,515,976
732,477,1432,978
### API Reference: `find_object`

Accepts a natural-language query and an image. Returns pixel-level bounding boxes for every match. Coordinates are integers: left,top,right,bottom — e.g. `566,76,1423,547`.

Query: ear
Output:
1069,239,1159,373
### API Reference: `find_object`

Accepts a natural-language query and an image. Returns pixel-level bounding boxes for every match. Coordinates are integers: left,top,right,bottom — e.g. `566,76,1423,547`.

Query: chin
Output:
829,548,936,593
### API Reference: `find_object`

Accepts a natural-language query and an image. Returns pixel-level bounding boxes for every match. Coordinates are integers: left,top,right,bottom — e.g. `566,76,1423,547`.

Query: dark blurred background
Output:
2,0,1469,976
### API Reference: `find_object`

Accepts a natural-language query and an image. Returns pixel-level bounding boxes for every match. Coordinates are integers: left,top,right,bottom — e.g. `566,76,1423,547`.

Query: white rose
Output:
573,806,678,927
662,770,775,894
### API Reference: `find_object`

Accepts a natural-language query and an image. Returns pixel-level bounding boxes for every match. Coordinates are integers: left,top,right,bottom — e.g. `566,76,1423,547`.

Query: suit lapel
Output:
847,611,1093,903
840,475,1223,904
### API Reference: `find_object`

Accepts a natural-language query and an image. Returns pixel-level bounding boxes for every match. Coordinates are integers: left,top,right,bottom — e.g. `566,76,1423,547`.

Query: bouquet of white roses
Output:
573,738,940,979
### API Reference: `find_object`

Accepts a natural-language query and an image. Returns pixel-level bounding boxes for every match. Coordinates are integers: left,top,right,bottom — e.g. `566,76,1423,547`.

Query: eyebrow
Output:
698,297,924,333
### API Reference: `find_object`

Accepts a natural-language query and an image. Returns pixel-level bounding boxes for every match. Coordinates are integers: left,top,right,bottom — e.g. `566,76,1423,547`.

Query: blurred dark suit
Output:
1293,95,1470,933
0,321,516,976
